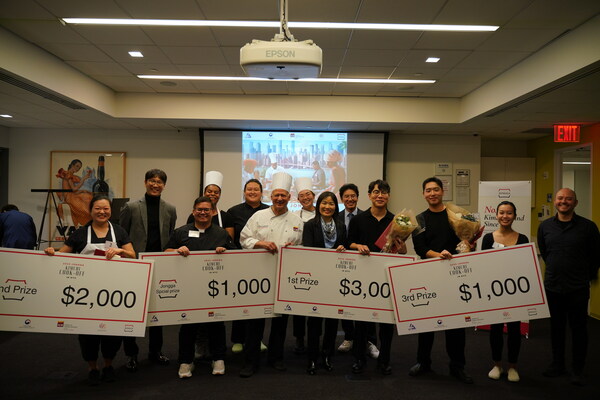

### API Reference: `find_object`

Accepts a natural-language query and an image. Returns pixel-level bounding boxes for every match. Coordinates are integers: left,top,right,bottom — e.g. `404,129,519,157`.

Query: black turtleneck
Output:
145,193,161,252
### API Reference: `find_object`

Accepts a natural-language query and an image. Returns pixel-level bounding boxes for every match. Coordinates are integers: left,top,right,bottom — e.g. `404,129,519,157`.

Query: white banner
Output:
0,248,153,336
275,246,416,324
478,181,532,245
140,249,277,325
387,243,550,335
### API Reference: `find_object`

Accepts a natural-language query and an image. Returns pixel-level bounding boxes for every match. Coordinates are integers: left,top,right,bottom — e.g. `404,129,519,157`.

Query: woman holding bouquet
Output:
302,191,347,375
482,201,528,383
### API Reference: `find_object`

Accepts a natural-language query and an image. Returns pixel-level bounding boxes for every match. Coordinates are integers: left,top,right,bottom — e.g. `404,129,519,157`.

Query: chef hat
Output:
204,170,223,189
269,153,278,163
271,172,292,192
295,177,313,194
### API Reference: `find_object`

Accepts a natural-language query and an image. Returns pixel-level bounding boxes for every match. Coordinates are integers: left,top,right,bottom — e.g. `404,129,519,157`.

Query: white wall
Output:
6,128,200,238
0,126,8,147
386,133,481,255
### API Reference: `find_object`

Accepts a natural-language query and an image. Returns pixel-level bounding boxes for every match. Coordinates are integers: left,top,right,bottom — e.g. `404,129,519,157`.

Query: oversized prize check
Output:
387,243,550,335
275,246,416,324
0,248,153,337
140,249,277,326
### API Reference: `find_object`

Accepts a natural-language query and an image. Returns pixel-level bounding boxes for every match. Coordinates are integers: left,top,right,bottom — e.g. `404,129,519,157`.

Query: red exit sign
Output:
554,124,580,142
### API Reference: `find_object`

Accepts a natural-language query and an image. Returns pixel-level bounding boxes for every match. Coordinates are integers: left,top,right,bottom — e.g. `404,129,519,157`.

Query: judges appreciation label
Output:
0,248,153,336
140,249,276,325
388,243,550,335
275,246,416,324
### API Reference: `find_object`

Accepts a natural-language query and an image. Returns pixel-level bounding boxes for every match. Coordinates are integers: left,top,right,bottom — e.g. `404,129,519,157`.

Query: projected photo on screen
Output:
242,131,347,211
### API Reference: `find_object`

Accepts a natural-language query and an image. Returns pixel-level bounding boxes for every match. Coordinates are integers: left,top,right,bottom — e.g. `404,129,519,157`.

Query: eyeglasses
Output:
194,208,212,214
342,194,357,200
370,190,389,196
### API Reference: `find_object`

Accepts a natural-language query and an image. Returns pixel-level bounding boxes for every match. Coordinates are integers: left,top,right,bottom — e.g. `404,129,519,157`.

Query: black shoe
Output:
450,367,473,384
307,361,317,375
294,338,306,355
269,360,287,371
352,359,365,374
322,355,333,372
125,356,138,372
101,366,116,383
377,363,392,375
543,363,567,378
570,373,586,386
408,362,431,377
87,369,101,386
239,365,256,378
149,352,170,365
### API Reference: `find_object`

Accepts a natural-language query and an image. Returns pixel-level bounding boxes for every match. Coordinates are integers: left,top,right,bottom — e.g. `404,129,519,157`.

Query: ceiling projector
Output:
239,0,322,79
240,39,322,79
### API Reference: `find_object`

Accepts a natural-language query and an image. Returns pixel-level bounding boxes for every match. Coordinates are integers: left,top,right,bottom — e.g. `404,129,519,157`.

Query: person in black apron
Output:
45,195,135,385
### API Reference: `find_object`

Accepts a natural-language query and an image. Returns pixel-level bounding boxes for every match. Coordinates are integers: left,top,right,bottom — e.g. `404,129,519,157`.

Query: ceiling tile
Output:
339,66,396,79
116,0,205,19
239,81,289,95
72,26,153,45
1,20,89,44
41,43,112,62
332,83,383,95
343,49,407,67
455,50,530,69
97,45,171,63
357,0,447,23
142,27,219,46
37,0,130,18
196,0,278,20
348,31,422,50
161,46,227,64
432,0,528,25
477,28,567,52
414,31,492,50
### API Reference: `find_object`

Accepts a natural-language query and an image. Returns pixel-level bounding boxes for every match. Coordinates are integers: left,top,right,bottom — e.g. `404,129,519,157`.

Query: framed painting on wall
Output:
49,151,126,244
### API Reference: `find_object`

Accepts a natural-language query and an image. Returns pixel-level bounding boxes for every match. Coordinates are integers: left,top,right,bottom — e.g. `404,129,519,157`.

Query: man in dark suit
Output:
336,184,378,358
119,169,177,371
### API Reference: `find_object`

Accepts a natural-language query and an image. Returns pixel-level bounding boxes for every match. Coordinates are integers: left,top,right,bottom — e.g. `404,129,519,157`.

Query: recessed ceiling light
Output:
0,114,13,118
129,51,144,58
426,57,440,63
138,75,436,84
61,18,499,32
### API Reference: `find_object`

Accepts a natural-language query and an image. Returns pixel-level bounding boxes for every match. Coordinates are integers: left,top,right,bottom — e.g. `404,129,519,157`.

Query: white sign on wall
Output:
478,181,532,245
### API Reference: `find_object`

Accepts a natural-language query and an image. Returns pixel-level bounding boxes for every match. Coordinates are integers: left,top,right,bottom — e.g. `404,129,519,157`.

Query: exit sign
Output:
554,124,580,143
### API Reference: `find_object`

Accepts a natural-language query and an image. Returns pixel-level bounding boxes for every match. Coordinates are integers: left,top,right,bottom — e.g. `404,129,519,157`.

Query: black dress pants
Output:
178,321,226,364
415,328,466,369
546,287,589,373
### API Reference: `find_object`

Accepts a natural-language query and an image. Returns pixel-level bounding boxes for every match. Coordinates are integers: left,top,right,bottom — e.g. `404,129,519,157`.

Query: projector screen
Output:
203,130,385,212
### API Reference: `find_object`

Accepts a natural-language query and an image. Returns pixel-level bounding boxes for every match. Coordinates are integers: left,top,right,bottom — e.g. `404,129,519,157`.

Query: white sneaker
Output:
338,340,353,352
367,342,379,359
178,363,194,379
507,367,520,382
212,360,225,375
488,365,503,380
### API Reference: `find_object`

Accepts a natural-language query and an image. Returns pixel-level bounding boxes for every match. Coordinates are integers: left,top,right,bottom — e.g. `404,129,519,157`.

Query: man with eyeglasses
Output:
119,169,177,371
165,196,235,379
348,179,406,375
408,177,473,384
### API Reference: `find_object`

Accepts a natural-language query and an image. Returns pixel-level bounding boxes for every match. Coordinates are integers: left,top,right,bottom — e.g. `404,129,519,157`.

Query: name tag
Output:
188,231,200,238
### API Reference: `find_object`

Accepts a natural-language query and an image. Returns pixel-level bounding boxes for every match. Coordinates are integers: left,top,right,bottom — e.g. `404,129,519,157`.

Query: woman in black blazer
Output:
302,191,347,375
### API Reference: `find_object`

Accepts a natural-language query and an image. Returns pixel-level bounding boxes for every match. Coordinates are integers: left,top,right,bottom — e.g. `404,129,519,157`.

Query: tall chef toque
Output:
271,172,293,193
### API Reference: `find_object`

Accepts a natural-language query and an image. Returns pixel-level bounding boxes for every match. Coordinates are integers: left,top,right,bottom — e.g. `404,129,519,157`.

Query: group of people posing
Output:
40,168,598,387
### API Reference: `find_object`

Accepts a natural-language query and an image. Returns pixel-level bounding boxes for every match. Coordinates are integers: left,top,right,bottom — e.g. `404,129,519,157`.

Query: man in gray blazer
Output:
120,169,177,372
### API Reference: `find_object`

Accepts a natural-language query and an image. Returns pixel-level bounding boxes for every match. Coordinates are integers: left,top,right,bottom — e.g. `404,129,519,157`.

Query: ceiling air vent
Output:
0,71,86,110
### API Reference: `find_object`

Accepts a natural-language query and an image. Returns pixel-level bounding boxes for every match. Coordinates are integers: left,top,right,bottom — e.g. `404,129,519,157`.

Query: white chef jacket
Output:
240,207,304,249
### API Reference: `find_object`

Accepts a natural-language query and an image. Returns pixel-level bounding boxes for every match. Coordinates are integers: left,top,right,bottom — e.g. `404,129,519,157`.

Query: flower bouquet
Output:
446,203,483,253
375,209,419,253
